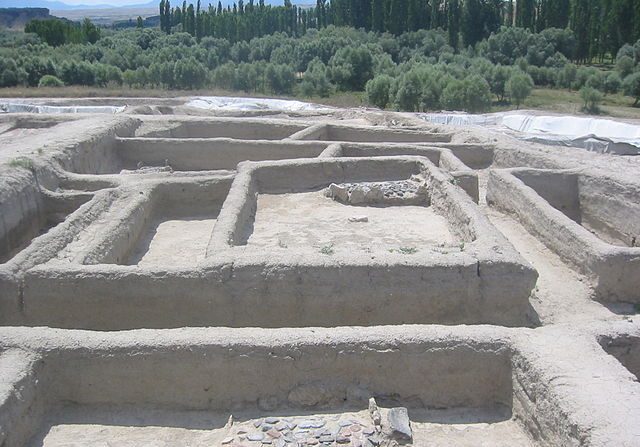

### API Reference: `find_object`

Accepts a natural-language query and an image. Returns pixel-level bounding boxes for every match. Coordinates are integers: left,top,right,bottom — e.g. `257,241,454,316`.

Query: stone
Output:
267,428,282,438
265,417,280,424
336,435,350,444
306,438,319,445
299,419,325,429
349,187,366,204
348,215,369,223
364,185,384,202
327,183,349,203
386,407,412,441
254,419,264,428
368,397,378,415
248,433,264,441
369,398,381,426
222,437,234,444
275,421,288,431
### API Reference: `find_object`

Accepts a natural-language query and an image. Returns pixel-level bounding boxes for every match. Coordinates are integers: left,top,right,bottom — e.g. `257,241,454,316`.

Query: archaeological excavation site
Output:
0,97,639,447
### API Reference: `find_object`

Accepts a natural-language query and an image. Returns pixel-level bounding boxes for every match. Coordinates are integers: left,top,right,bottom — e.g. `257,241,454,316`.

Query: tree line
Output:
6,21,640,112
24,18,101,47
157,0,640,61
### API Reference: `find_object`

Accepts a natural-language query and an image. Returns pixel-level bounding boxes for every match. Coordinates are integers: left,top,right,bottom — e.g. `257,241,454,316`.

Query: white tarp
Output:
0,103,126,114
419,112,640,155
186,96,335,112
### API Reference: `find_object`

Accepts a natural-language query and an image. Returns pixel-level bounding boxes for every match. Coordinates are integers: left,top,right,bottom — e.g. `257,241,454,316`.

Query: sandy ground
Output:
247,191,457,255
470,169,610,324
32,406,535,447
128,217,217,266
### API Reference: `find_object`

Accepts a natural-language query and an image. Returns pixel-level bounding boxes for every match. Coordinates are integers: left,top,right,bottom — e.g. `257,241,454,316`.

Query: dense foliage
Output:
155,0,640,61
24,18,100,47
5,1,640,113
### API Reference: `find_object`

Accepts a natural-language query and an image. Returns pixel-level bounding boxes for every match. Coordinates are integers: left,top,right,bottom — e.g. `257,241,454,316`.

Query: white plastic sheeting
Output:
419,112,640,155
0,102,126,114
186,96,335,112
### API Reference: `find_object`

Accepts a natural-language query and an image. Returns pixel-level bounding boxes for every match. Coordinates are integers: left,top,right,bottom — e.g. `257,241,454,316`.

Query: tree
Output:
490,64,512,102
371,0,384,32
616,56,635,78
448,0,461,50
505,71,533,108
464,74,493,112
394,71,422,111
137,16,144,28
604,72,622,94
164,0,171,32
441,78,467,111
580,86,603,113
328,46,374,91
265,63,295,94
366,74,393,108
160,0,166,31
461,0,502,48
623,72,640,106
387,0,407,35
173,57,206,89
517,0,535,30
299,58,333,97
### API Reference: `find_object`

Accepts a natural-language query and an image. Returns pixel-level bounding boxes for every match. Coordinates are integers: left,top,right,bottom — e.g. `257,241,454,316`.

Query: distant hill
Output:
0,7,54,30
0,0,310,10
0,1,155,10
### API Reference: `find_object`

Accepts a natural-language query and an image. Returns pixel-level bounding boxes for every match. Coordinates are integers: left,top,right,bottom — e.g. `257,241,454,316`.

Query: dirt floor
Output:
247,191,457,255
128,216,218,266
32,406,534,447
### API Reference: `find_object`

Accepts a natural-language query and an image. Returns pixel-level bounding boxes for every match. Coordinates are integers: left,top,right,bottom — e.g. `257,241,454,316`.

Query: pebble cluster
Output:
220,398,412,447
221,415,381,447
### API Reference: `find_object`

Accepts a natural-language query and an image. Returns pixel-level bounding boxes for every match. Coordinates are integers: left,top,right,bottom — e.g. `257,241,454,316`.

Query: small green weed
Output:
398,246,418,255
320,243,335,255
8,157,34,170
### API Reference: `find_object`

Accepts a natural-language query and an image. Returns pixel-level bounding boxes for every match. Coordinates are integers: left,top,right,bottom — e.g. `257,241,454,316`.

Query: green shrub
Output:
580,86,603,114
623,72,640,106
299,58,333,97
616,55,635,78
38,74,64,87
604,72,622,94
506,71,534,108
366,74,393,109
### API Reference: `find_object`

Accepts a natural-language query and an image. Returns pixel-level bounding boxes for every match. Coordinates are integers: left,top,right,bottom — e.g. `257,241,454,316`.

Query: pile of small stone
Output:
221,415,377,446
220,398,412,447
324,177,428,206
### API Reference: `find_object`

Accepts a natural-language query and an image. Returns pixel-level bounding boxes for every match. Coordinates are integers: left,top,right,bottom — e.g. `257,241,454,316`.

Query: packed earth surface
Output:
0,97,640,447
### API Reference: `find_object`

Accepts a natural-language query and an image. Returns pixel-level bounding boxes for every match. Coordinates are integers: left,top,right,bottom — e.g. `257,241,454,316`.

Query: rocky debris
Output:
385,408,412,441
121,160,174,175
368,398,382,430
120,165,173,175
220,413,380,446
324,178,428,206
